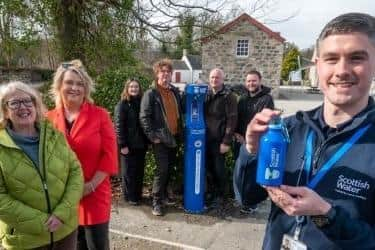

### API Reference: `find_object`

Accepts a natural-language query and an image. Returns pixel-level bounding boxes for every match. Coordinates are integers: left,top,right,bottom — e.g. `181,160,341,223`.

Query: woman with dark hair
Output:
114,79,148,205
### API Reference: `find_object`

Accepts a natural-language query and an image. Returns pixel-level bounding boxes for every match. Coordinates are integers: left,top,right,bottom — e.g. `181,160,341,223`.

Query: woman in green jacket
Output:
0,81,83,250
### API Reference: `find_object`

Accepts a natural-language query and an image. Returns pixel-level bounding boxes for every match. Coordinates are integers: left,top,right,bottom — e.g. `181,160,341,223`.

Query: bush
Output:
33,68,54,81
94,67,163,186
38,81,54,109
93,67,152,116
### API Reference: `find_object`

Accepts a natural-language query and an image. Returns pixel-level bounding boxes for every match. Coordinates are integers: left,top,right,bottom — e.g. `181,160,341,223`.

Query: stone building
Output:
201,13,285,95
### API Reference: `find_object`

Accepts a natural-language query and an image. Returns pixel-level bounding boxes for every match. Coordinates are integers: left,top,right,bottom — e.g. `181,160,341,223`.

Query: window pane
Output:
236,39,249,56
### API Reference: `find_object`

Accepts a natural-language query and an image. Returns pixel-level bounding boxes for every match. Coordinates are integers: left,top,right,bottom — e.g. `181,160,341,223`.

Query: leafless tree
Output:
124,0,298,43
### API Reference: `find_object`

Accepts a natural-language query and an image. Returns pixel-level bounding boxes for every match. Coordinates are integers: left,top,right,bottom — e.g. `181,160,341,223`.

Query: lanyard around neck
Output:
304,123,371,189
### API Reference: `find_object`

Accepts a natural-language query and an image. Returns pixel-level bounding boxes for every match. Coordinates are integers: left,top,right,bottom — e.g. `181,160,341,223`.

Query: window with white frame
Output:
236,39,249,57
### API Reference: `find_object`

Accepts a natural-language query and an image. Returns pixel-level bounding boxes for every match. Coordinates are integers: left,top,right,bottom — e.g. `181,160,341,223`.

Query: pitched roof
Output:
186,55,202,70
172,60,189,70
202,13,285,44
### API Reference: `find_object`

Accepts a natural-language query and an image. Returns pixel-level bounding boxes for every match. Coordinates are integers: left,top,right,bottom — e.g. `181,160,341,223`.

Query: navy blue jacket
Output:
234,99,375,250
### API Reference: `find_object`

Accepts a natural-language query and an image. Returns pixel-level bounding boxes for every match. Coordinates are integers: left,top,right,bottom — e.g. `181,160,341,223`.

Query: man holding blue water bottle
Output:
234,12,375,250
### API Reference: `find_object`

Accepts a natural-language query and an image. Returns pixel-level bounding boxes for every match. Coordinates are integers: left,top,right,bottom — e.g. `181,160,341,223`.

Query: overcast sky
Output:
261,0,375,49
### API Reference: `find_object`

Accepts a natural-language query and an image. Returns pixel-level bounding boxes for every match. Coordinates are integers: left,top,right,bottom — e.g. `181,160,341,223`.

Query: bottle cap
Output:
269,116,290,143
269,116,283,129
269,116,282,125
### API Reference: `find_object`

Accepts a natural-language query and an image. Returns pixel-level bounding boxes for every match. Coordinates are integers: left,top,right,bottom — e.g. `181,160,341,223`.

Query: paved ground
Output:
109,90,323,250
276,87,323,116
110,198,270,250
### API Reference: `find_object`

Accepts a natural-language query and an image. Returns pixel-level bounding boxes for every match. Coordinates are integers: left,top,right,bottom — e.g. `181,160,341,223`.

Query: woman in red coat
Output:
46,60,118,250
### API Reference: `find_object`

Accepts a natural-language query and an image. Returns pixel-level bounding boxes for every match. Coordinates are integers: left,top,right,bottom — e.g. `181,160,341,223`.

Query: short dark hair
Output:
317,13,375,54
247,70,262,80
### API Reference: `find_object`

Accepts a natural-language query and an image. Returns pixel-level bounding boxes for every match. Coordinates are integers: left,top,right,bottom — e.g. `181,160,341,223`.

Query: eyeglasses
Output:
6,98,34,110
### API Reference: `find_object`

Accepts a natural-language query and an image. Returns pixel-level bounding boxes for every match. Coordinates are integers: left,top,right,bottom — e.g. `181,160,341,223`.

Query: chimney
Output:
183,49,188,57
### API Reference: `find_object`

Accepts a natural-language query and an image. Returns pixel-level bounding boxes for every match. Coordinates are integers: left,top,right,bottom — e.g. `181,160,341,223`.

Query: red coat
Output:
46,102,118,225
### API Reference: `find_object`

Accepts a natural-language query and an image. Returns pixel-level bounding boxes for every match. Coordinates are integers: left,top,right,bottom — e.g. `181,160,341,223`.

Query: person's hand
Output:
245,109,281,154
220,143,230,154
234,133,245,144
153,138,161,144
83,182,95,196
45,215,63,232
265,185,331,216
120,147,129,155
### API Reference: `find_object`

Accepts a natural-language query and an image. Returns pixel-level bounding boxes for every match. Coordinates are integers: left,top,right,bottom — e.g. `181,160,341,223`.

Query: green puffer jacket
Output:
0,120,83,250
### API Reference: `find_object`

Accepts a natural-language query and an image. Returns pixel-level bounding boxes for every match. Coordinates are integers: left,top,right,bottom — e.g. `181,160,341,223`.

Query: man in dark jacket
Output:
205,68,238,208
234,70,274,214
140,59,183,216
234,70,274,160
234,13,375,249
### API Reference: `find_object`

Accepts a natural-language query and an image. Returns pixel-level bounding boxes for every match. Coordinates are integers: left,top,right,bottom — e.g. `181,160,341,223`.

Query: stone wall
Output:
0,68,31,84
202,20,284,96
0,68,46,84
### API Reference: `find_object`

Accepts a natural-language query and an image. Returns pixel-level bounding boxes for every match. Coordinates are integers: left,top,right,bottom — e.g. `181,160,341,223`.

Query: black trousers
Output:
206,142,227,199
77,223,109,250
121,148,147,202
152,143,177,205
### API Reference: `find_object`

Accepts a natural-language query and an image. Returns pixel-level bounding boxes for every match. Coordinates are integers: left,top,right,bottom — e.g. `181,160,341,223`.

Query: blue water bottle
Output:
256,116,289,186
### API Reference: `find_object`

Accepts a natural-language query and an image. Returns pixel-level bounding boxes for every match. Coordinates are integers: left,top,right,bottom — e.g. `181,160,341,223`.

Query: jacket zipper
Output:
40,123,54,250
311,128,362,175
16,149,52,215
13,124,53,247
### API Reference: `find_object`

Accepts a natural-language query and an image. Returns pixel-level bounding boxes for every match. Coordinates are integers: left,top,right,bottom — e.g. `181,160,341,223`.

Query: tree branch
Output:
165,0,217,13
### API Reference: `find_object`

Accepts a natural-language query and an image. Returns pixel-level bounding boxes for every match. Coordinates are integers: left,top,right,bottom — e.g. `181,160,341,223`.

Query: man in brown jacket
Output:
205,68,238,208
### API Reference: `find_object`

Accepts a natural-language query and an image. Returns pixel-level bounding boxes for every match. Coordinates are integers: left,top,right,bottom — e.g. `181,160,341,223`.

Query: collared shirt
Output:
313,102,372,139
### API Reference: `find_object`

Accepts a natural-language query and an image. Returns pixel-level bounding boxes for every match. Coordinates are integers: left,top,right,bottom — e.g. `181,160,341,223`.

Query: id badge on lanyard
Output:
280,124,371,250
281,216,307,250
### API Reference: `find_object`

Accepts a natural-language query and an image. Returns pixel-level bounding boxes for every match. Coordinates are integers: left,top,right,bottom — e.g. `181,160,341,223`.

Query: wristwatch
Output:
311,206,337,228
